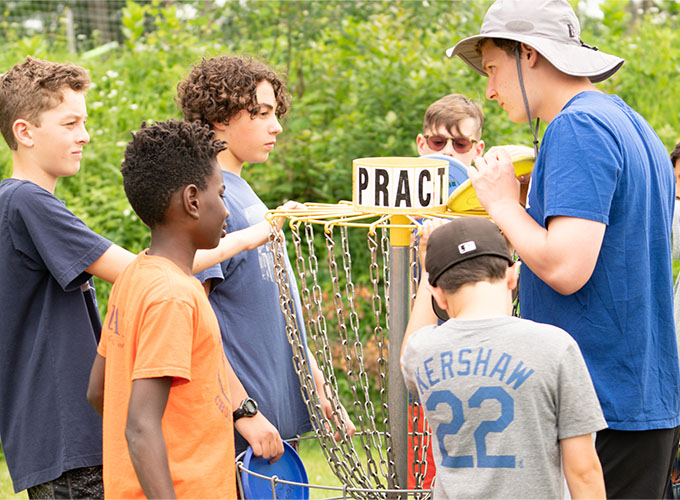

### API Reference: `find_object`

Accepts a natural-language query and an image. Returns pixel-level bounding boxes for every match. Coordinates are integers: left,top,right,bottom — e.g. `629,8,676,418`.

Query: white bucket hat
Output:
446,0,624,83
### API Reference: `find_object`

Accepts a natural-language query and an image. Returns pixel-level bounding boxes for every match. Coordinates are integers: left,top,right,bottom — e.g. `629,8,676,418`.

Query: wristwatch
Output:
233,397,259,421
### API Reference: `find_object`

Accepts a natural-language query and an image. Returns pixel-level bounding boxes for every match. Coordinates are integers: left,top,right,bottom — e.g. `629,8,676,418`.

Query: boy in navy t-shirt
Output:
0,57,135,497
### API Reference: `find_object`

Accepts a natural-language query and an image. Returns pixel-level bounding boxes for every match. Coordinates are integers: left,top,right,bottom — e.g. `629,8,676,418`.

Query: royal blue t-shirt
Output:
520,92,680,430
0,179,112,491
196,171,312,455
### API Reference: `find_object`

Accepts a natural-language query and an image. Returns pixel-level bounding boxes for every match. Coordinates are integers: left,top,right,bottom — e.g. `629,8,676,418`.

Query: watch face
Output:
244,398,258,415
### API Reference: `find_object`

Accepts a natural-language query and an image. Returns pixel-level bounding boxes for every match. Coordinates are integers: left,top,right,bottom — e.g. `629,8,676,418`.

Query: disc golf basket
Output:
251,157,482,498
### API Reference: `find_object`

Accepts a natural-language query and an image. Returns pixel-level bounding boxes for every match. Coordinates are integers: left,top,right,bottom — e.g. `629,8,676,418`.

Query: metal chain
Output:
272,221,387,496
340,226,391,485
288,223,374,492
267,218,434,498
325,227,388,493
375,228,398,486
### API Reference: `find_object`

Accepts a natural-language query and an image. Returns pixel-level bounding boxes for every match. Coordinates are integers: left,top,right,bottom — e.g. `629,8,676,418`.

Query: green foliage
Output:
597,18,680,146
0,0,679,380
120,0,146,47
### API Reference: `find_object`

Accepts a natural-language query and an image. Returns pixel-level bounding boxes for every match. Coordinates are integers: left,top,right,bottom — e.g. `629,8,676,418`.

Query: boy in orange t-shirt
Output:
87,119,237,499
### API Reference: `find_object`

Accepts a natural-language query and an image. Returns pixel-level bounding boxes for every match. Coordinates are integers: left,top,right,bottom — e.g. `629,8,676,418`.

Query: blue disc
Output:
421,153,469,195
241,441,309,499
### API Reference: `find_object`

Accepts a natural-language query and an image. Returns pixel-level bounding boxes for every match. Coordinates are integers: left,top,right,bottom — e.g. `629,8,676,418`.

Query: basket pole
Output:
387,215,412,494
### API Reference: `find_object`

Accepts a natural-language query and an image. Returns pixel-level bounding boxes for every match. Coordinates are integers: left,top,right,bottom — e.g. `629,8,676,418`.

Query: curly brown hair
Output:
0,56,89,150
177,55,289,127
121,119,227,228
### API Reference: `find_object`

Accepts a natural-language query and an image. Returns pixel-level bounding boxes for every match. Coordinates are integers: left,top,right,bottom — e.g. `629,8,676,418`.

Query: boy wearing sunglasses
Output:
416,93,485,167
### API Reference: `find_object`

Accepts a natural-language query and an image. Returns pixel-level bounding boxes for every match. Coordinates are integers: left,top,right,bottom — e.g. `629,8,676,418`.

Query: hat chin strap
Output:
515,48,540,158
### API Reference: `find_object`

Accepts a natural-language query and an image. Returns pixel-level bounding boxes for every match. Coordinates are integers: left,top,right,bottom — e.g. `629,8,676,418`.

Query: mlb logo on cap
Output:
426,217,513,288
458,241,477,254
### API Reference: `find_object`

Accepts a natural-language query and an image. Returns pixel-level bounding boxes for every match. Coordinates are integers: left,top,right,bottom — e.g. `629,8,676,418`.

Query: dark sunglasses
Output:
424,134,478,154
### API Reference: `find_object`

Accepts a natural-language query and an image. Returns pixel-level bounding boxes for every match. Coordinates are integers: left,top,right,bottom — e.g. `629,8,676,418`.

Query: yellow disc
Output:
446,151,535,214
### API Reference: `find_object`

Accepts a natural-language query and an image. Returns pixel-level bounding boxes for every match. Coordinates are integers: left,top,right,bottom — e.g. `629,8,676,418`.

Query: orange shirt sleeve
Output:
132,299,194,382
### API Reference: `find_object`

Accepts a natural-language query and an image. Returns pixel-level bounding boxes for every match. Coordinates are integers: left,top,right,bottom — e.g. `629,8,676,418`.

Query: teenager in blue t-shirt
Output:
177,55,356,459
448,0,680,498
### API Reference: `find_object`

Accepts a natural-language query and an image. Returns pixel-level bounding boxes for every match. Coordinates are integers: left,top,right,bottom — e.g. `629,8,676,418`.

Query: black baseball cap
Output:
425,217,513,320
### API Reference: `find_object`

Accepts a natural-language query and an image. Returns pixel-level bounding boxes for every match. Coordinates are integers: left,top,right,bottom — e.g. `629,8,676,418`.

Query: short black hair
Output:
672,141,680,167
435,255,510,295
121,119,226,228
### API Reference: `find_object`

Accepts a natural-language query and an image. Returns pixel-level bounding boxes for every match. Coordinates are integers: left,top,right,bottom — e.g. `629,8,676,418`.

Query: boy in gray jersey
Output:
400,217,606,499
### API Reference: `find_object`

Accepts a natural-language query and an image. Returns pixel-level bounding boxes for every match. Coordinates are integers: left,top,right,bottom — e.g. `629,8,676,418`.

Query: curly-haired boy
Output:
177,55,355,460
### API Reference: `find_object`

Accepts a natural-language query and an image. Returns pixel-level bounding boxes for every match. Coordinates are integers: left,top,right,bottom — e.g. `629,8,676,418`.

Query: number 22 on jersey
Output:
427,386,515,469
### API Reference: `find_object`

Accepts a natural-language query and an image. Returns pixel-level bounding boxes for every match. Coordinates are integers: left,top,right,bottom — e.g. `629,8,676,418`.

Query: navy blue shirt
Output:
0,179,112,491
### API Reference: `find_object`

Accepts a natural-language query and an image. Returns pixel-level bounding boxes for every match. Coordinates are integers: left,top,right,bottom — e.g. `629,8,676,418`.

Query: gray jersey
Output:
401,316,606,499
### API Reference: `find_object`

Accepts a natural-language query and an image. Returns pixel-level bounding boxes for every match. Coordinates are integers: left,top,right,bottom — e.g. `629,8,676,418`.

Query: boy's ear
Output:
474,139,485,157
212,121,227,131
182,184,201,220
521,43,539,68
427,282,450,314
13,119,34,148
506,261,520,291
416,134,428,155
